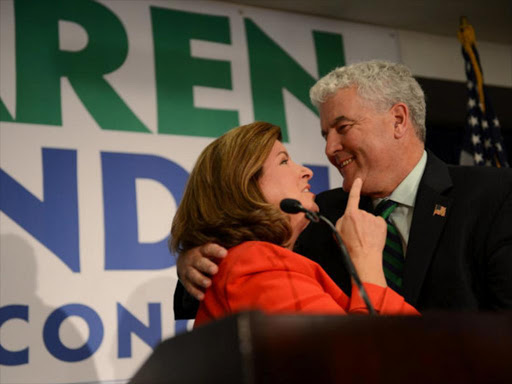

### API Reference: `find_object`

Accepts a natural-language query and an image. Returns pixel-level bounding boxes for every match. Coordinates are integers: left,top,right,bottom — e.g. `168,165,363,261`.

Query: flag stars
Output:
462,57,508,168
469,116,478,127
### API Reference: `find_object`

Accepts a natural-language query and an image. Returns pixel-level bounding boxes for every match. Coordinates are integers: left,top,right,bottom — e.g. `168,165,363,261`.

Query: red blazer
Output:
194,241,419,327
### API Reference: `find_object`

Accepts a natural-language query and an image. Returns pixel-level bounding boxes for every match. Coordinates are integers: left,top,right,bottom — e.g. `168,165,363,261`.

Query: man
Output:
174,60,512,318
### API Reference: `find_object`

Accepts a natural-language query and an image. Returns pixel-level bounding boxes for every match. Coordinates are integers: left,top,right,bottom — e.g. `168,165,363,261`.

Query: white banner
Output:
0,0,400,382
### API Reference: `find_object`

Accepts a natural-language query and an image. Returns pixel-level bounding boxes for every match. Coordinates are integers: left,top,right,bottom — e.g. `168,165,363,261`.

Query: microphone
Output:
280,198,376,315
280,198,320,222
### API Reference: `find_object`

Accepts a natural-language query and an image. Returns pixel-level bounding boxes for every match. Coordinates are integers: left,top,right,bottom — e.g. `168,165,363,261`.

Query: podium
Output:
129,311,512,383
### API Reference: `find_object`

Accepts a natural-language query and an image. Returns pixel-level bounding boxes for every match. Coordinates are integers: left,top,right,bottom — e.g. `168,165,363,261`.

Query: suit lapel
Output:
402,152,453,306
360,195,374,213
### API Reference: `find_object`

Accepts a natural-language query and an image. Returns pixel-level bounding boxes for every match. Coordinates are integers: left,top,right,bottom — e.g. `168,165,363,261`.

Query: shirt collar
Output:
373,150,427,208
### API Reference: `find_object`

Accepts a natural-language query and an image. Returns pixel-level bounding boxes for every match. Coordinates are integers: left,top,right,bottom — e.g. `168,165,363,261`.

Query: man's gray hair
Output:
310,60,426,142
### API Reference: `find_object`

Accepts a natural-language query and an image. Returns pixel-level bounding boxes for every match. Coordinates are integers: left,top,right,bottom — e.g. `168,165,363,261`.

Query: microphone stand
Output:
314,212,376,315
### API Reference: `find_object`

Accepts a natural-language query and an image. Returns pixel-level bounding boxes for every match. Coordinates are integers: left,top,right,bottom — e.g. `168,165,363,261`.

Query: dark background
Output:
419,77,512,165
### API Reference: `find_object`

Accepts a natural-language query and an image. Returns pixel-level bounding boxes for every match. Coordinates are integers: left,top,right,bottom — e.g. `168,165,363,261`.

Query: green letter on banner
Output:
0,99,14,122
7,0,148,132
245,19,345,142
151,7,238,137
313,31,346,77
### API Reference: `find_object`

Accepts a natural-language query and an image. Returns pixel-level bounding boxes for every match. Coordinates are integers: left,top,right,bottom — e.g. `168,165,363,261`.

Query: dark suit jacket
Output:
174,152,512,318
297,151,512,311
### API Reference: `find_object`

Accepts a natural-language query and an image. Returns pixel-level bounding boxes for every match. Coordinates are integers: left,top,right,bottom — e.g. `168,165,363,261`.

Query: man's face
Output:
319,86,397,197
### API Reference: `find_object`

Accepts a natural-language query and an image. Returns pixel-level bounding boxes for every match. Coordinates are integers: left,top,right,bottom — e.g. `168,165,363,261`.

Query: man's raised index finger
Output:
346,178,362,211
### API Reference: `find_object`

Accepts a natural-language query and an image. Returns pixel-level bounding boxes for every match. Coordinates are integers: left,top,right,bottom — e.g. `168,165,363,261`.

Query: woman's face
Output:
258,140,319,232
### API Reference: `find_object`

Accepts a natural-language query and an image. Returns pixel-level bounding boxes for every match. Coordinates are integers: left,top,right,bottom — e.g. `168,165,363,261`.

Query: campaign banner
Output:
0,0,400,382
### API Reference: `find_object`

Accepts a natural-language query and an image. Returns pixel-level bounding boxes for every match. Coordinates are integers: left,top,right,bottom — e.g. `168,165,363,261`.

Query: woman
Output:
170,122,418,327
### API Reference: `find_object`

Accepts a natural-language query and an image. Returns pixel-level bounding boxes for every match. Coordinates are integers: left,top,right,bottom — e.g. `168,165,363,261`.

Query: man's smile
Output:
335,155,355,169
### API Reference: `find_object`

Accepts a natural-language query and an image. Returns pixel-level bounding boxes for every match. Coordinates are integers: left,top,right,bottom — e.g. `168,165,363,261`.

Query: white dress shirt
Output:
372,150,427,257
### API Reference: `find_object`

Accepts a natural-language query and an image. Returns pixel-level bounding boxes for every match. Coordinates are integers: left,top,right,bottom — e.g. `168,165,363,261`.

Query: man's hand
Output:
177,243,227,300
335,178,387,286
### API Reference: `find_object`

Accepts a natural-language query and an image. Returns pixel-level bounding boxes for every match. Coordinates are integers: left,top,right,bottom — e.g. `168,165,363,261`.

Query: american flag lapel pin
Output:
433,204,447,217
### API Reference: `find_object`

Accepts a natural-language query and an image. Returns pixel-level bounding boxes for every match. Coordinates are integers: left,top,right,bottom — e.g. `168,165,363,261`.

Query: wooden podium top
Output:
129,311,512,384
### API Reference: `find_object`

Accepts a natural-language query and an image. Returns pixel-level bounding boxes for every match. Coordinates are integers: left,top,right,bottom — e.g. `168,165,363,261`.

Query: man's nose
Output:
325,130,343,157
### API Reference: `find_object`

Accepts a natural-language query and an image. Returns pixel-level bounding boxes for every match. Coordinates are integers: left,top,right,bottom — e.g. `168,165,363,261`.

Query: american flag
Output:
433,204,447,217
458,18,509,167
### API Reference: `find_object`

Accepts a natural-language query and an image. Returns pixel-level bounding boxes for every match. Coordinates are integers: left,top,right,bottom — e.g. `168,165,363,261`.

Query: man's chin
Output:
341,178,353,192
342,173,364,193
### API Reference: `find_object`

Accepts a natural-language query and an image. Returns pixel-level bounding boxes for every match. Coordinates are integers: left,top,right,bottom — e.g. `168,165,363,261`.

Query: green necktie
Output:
374,199,405,293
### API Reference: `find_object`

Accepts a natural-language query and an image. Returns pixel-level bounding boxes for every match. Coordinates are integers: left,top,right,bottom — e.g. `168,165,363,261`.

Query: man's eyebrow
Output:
329,115,354,127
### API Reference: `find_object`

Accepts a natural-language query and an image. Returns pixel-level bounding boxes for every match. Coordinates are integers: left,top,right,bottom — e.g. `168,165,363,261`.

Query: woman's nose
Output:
302,165,313,180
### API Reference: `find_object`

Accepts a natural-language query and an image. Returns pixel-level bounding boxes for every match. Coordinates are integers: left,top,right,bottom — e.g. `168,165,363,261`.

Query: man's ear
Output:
390,103,409,139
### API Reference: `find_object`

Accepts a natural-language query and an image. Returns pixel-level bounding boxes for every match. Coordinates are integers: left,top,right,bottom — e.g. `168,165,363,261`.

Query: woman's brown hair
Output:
170,122,292,254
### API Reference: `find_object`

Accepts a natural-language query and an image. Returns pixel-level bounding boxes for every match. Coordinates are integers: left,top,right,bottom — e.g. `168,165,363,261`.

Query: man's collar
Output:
373,150,427,208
